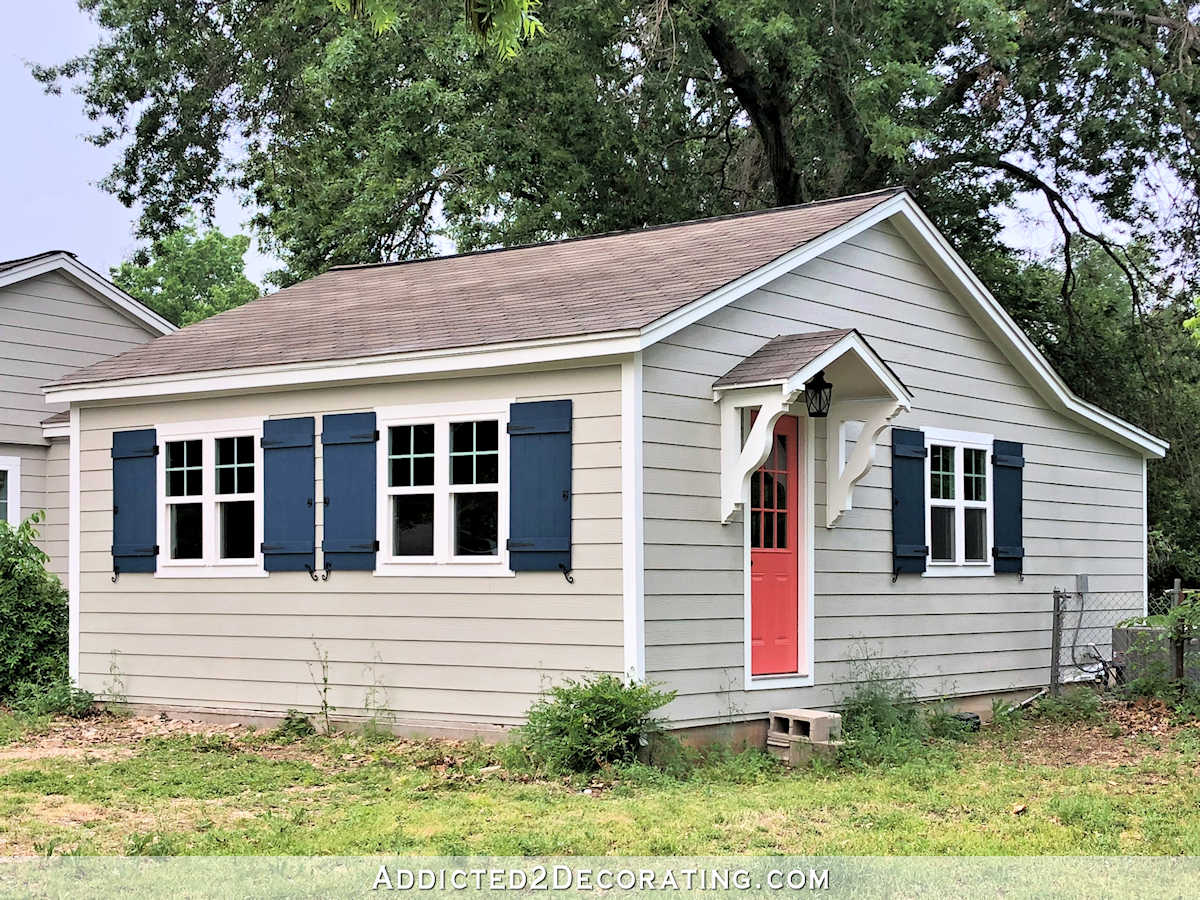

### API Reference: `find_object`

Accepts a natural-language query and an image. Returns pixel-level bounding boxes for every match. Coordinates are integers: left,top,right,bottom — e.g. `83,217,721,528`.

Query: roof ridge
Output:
328,187,906,274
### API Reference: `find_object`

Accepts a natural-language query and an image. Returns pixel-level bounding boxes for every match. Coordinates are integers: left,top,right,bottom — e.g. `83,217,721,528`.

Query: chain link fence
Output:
1050,581,1199,694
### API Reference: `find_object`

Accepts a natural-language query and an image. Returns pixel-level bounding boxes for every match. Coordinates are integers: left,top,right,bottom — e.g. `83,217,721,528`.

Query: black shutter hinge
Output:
559,563,574,585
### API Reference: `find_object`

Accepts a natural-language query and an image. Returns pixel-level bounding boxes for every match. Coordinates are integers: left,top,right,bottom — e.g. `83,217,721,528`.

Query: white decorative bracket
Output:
719,386,793,523
824,397,904,527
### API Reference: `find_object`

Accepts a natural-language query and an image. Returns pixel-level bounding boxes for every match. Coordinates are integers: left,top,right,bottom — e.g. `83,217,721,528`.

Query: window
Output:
0,456,20,526
924,428,993,574
157,420,265,576
376,403,509,575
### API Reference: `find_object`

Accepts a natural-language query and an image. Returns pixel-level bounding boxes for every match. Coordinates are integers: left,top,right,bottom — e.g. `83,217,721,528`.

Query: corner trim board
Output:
621,354,646,681
68,407,80,683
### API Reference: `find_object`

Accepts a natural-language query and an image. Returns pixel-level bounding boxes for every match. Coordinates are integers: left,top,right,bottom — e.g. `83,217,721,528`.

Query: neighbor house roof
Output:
50,189,902,388
714,329,855,388
0,250,76,274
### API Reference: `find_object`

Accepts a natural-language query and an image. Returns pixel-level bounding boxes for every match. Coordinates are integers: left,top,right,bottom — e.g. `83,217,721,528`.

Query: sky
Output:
1,2,1075,290
0,0,276,283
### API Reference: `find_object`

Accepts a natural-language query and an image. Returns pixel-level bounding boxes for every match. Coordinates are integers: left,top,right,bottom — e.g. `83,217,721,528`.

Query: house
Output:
42,189,1166,736
0,251,173,578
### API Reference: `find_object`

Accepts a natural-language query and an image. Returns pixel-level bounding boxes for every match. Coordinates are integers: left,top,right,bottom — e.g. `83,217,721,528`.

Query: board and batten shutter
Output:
261,417,316,572
891,426,927,577
507,399,572,574
111,428,158,576
992,439,1025,574
321,412,378,571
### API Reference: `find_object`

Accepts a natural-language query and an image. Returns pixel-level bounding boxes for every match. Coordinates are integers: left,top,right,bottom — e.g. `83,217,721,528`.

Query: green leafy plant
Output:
11,678,95,719
509,674,675,774
1031,687,1103,724
990,698,1024,732
270,709,317,744
0,514,68,697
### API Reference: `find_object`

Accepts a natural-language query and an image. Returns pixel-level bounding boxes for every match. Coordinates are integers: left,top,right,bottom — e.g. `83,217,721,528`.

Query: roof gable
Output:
0,251,175,337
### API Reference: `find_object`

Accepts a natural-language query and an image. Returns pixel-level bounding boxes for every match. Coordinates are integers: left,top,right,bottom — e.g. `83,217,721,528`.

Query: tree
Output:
34,2,1200,303
111,221,260,326
332,1,544,58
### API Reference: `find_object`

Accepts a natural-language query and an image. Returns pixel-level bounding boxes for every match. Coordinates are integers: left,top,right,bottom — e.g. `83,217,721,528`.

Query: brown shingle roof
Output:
52,189,901,387
41,410,70,426
713,330,854,388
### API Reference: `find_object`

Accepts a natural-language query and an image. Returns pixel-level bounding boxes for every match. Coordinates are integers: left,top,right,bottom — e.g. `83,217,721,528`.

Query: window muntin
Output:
377,408,508,572
158,423,264,574
925,433,992,571
750,431,789,551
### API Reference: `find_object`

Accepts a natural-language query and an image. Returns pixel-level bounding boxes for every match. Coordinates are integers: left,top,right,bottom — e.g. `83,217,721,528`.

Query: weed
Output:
125,830,183,856
270,709,316,744
103,651,131,716
12,677,95,719
990,698,1024,732
1031,687,1102,724
924,700,973,741
307,641,335,735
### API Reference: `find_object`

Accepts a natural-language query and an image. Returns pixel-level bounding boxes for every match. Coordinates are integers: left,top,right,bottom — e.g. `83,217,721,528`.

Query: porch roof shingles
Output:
713,329,854,388
50,189,901,388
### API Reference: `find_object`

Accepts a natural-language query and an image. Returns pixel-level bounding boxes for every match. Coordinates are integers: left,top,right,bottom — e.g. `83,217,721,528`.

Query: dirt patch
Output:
0,713,251,762
983,698,1200,768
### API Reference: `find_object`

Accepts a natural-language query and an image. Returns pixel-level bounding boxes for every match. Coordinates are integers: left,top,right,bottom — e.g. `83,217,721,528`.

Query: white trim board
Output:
43,193,1165,459
0,455,21,525
621,354,646,682
0,252,175,337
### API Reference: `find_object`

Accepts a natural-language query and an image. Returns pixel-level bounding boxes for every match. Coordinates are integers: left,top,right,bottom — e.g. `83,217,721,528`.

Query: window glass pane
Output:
236,464,254,494
762,471,775,510
216,466,236,495
775,474,787,511
475,420,498,452
930,445,955,500
776,511,787,549
750,510,762,549
166,440,202,497
220,501,255,559
451,455,474,485
476,453,499,484
388,425,434,488
392,494,434,556
170,503,203,559
964,448,987,502
750,472,761,509
762,512,775,548
931,506,955,562
454,492,498,556
964,507,987,562
0,470,7,521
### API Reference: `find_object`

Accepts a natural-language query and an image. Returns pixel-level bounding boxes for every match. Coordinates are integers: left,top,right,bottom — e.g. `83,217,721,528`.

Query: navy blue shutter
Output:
321,412,378,571
111,429,158,575
891,427,928,577
261,417,316,572
507,400,572,573
992,439,1025,574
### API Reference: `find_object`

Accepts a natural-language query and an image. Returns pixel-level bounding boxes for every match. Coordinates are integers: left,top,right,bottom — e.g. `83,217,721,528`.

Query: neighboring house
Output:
0,251,174,578
44,190,1166,736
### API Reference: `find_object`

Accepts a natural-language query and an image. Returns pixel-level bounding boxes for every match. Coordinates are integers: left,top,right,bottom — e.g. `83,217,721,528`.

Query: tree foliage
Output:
32,1,1200,578
111,220,259,326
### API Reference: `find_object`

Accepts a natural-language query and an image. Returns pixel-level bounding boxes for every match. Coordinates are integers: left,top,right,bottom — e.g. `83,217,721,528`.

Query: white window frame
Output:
0,456,20,526
922,426,993,577
155,417,267,578
375,400,512,578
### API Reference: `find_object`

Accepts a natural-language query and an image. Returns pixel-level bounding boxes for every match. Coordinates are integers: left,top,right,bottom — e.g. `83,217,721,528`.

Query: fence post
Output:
1173,579,1185,683
1050,589,1064,696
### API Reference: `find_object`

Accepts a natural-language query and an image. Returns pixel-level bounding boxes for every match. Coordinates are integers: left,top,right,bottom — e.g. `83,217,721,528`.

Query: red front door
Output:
750,415,800,675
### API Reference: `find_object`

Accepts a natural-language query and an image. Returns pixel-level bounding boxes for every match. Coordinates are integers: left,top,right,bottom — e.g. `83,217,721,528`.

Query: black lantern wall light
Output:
804,370,833,418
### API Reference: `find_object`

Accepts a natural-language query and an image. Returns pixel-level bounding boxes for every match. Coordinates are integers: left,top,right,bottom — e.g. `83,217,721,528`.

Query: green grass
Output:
1,720,1199,856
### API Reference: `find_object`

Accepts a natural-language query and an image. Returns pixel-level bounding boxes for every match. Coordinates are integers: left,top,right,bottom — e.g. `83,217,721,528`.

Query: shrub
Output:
0,514,68,697
1031,687,1103,723
11,678,95,719
509,674,675,774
